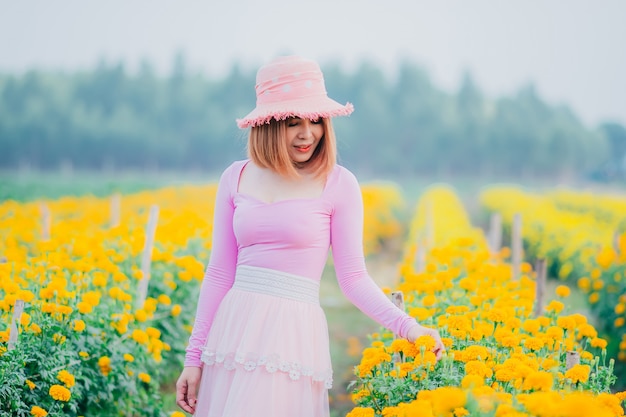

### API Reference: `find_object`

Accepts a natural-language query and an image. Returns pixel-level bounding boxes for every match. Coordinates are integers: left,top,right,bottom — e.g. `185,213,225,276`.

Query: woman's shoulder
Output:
326,163,359,193
219,159,249,180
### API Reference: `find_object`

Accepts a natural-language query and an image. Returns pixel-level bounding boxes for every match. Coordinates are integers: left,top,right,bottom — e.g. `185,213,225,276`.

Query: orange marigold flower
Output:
56,370,75,388
564,364,590,384
590,337,608,349
49,384,71,402
555,285,571,298
30,406,48,417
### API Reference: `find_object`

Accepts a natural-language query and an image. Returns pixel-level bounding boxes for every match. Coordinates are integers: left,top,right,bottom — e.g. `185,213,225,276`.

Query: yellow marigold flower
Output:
545,300,564,314
453,407,470,417
559,263,573,279
138,372,151,383
540,358,559,370
79,351,89,358
30,406,48,417
581,351,594,361
522,319,541,334
146,327,161,339
590,337,608,349
588,292,600,304
615,303,625,315
461,374,484,388
132,329,149,345
124,353,134,362
522,370,553,391
29,323,42,334
26,379,36,390
73,320,86,332
564,364,590,384
557,316,576,331
422,294,437,307
98,356,112,376
171,304,182,317
20,312,31,326
92,272,108,287
414,335,436,351
591,268,602,279
555,285,571,298
49,384,71,402
77,301,93,314
346,407,375,417
158,294,172,305
135,309,148,322
57,305,73,315
577,323,597,338
465,361,493,378
615,317,625,328
56,370,75,388
495,368,515,382
52,334,66,344
487,308,508,323
523,337,545,351
545,326,564,340
170,412,187,417
577,277,590,291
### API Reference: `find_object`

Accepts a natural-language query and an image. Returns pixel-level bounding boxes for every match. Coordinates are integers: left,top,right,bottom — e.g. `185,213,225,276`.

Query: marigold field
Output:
1,181,625,417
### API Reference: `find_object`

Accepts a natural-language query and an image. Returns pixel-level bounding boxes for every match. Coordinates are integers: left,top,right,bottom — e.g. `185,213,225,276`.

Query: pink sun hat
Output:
236,55,354,129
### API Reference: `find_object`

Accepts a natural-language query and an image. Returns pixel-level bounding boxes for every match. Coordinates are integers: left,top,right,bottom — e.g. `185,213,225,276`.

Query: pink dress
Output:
185,160,417,417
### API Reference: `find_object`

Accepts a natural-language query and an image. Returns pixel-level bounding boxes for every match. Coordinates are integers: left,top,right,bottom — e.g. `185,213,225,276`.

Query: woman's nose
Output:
298,120,313,138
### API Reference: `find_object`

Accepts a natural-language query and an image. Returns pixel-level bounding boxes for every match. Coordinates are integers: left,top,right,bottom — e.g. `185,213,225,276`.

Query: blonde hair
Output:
247,118,337,179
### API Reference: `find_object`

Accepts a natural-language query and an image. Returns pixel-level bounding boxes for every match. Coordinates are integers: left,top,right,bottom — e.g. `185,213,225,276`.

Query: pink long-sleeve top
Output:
184,159,418,367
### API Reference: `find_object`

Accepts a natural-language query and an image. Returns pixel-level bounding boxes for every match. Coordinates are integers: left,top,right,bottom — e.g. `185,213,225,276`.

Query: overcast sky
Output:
2,0,625,127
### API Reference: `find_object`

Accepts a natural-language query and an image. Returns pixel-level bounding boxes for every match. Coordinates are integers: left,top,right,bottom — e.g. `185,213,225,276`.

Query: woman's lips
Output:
295,145,311,152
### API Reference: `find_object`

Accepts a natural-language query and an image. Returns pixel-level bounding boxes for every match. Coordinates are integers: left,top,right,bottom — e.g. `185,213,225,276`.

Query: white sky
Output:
1,0,625,127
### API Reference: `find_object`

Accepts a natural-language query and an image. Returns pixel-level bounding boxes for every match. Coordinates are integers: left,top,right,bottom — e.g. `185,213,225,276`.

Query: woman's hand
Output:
406,324,446,360
176,366,202,414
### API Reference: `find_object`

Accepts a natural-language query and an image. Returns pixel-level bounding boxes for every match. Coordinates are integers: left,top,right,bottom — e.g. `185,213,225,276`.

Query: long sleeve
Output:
184,163,240,367
330,168,418,338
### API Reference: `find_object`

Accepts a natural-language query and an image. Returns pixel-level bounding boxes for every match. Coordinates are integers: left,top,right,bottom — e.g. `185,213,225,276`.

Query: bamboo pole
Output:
488,212,502,256
110,193,121,228
566,351,580,370
40,202,51,241
414,240,426,273
8,300,25,351
534,259,547,317
135,205,159,310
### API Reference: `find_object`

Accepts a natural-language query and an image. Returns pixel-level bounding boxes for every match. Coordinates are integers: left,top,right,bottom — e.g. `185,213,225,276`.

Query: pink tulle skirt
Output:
193,265,332,417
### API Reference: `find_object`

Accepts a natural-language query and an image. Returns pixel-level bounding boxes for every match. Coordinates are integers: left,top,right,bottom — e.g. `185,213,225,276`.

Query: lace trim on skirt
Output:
201,350,333,389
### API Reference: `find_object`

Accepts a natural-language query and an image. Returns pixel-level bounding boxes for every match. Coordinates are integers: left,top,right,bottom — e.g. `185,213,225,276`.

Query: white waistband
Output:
232,265,320,304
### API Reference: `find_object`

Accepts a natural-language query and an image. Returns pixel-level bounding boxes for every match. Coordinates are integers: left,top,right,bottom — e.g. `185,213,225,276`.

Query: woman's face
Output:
285,117,324,165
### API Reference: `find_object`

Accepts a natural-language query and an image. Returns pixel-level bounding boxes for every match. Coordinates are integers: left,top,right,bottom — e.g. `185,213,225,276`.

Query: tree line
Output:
1,55,623,180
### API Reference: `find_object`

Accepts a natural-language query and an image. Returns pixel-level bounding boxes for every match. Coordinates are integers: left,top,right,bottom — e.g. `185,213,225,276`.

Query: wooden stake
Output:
566,351,580,370
414,240,426,273
110,193,121,228
512,213,522,280
534,259,547,317
488,212,502,255
135,205,159,310
39,203,51,241
8,300,25,351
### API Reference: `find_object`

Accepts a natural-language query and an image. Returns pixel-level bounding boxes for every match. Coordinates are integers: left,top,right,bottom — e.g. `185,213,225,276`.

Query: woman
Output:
176,55,444,417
